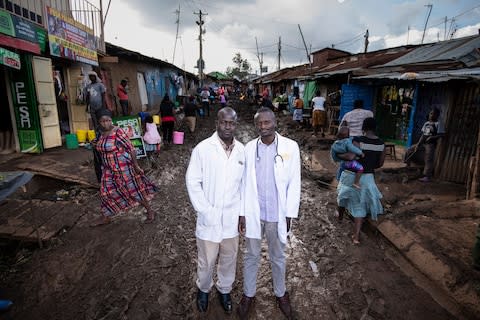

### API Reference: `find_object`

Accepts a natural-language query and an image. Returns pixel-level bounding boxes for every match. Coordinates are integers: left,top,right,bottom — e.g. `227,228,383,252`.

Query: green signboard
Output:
0,10,15,37
0,47,20,69
112,116,146,159
0,9,47,53
9,54,43,153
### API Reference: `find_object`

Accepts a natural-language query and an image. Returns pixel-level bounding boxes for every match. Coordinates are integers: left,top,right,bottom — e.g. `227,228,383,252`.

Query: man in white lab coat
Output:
186,107,245,314
238,107,301,320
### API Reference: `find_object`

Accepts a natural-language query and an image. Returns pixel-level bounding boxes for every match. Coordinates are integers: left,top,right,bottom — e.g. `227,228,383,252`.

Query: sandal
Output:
144,210,155,223
351,235,360,245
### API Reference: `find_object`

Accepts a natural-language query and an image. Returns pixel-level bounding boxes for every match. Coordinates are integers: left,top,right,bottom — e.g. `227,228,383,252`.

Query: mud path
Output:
2,100,453,319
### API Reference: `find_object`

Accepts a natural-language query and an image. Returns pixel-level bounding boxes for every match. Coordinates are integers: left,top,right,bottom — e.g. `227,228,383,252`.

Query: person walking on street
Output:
186,107,246,314
92,109,157,226
117,79,129,116
336,118,385,243
292,94,304,124
200,87,210,117
184,95,198,134
238,107,301,320
84,71,106,130
413,108,444,182
158,94,175,144
311,91,327,136
339,99,373,137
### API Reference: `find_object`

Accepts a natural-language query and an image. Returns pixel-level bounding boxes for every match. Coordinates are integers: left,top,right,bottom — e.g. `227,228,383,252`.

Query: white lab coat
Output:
186,132,245,243
242,133,301,244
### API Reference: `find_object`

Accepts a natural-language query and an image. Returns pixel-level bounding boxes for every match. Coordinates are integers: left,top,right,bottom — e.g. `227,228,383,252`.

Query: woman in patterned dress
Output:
92,110,157,226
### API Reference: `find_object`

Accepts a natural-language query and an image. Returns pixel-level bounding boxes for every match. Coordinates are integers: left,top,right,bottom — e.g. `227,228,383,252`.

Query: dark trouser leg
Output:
162,123,169,143
93,149,102,183
120,100,129,116
423,144,436,178
164,121,174,143
90,111,99,130
473,224,480,269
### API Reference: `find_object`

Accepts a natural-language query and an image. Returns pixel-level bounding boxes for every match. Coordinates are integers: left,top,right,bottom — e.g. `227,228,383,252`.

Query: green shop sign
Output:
0,10,47,53
0,46,20,69
112,116,146,159
9,54,43,153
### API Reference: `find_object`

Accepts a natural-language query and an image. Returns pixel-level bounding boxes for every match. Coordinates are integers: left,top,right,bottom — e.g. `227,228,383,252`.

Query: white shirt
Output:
341,108,374,137
312,96,326,111
186,132,245,243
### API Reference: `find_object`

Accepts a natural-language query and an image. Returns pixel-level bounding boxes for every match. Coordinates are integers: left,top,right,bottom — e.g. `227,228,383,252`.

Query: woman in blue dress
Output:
336,117,385,244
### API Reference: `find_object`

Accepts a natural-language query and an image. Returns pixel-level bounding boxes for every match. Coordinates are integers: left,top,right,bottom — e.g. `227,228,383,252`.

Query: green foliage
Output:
225,52,251,80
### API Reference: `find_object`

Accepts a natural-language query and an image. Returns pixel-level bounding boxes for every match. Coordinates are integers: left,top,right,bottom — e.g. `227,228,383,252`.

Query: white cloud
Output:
94,0,480,74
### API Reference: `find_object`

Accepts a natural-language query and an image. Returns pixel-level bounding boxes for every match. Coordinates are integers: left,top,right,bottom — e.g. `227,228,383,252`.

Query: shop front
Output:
375,83,416,146
46,6,99,133
0,8,62,153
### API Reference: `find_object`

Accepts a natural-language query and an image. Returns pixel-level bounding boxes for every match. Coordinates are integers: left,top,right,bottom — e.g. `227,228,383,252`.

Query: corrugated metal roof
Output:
381,35,480,67
353,67,480,82
105,42,197,79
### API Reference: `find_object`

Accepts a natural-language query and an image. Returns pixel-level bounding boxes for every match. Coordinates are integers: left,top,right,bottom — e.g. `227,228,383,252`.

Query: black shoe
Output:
237,294,255,320
218,292,232,314
196,290,209,312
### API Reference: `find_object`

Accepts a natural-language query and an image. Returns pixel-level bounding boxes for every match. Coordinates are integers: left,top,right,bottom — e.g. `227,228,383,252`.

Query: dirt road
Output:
2,100,454,319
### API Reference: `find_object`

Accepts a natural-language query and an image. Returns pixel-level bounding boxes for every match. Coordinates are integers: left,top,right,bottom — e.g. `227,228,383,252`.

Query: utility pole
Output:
255,37,264,76
421,4,433,44
444,16,447,41
172,4,180,65
364,29,369,53
277,36,281,71
448,18,456,40
194,10,207,86
298,24,311,65
406,25,410,45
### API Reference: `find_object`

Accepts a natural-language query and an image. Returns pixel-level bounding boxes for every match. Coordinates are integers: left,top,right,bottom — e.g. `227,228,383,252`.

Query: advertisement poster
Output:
9,55,43,153
112,116,146,159
46,6,98,66
0,47,20,69
0,10,47,53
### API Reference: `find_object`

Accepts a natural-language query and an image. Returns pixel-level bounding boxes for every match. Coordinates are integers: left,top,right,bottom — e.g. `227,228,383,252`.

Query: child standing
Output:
331,126,364,189
219,92,227,109
143,115,162,153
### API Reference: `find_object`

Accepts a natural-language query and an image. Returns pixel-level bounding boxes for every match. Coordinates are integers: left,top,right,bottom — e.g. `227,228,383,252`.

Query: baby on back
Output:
331,126,364,189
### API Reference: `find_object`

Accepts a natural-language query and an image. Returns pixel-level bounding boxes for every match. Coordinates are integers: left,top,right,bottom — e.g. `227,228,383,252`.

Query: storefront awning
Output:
0,33,40,55
353,68,480,82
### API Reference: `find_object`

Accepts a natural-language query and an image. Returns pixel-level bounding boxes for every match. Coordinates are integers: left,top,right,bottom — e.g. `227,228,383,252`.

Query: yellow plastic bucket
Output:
76,129,87,143
153,115,161,125
87,130,96,142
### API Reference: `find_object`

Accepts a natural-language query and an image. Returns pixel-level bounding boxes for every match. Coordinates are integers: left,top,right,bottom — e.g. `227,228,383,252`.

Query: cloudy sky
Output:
95,0,480,75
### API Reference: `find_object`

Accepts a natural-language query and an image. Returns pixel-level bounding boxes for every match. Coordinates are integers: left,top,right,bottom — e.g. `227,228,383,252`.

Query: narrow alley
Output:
1,99,474,320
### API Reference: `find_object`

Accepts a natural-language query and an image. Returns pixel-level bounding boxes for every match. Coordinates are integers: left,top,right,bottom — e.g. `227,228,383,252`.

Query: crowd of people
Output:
84,73,480,318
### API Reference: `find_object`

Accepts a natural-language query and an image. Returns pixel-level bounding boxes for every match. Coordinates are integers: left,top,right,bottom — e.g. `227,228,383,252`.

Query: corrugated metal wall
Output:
438,83,480,183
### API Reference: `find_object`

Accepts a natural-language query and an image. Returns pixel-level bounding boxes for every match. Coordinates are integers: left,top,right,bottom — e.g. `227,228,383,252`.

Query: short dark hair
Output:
362,117,376,132
145,115,153,123
254,107,275,122
353,99,364,109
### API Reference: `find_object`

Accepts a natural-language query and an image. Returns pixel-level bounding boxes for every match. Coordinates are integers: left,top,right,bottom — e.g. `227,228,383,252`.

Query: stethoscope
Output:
256,134,284,164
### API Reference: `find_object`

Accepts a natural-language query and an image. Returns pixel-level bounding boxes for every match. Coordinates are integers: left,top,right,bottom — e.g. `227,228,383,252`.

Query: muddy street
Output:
1,99,455,320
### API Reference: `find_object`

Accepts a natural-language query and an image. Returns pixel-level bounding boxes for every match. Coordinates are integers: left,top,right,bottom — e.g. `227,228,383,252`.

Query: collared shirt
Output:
218,136,235,158
256,137,279,222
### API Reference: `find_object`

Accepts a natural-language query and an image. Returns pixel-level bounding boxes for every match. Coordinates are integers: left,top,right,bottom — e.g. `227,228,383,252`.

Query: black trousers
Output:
162,121,175,143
